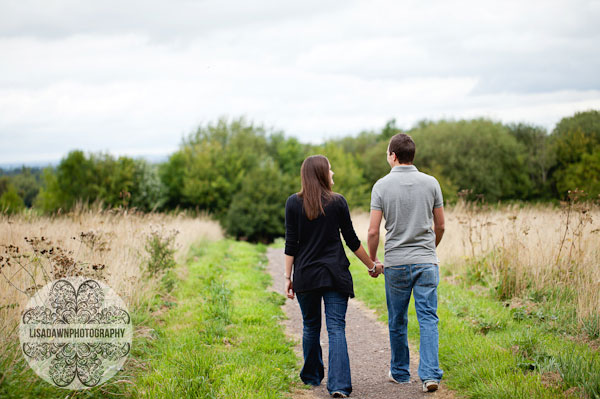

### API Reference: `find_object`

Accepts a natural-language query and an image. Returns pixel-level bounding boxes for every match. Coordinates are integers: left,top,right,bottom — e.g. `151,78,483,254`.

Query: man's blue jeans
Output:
296,290,352,396
385,263,443,383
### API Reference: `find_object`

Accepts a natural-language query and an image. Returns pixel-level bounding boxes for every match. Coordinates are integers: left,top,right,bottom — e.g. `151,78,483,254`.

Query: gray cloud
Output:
0,0,599,164
0,0,353,40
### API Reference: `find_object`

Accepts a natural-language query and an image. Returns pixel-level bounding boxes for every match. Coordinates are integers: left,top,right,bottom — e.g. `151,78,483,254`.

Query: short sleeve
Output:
370,182,382,211
433,179,444,209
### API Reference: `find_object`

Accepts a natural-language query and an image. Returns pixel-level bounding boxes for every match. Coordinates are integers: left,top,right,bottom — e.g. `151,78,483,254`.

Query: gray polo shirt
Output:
370,165,443,266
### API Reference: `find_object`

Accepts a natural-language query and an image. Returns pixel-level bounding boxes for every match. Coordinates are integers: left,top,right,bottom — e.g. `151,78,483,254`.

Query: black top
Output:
284,193,361,298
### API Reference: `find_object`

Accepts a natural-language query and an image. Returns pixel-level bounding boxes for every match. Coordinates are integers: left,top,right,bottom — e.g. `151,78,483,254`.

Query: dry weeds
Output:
351,199,600,329
0,207,222,381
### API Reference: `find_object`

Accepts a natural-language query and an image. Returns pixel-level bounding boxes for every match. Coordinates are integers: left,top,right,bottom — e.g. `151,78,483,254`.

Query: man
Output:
367,133,445,393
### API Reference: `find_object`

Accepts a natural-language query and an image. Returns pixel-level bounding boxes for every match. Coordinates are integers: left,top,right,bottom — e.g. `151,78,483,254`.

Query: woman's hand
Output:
284,255,294,299
285,279,295,300
369,260,384,278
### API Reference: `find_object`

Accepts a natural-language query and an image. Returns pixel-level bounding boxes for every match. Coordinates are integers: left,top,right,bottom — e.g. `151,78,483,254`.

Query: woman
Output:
284,155,382,398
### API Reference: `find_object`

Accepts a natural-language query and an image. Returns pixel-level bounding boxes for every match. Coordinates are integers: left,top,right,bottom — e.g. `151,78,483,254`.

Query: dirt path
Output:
267,248,453,399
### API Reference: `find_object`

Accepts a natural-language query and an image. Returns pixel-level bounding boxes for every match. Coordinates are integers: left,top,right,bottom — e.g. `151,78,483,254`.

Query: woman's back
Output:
285,193,361,297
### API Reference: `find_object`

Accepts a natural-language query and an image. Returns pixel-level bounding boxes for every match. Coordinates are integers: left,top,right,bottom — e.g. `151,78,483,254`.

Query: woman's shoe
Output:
331,392,348,398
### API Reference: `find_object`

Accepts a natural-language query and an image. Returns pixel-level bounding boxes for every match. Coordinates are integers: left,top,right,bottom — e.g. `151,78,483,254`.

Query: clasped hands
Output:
369,260,383,278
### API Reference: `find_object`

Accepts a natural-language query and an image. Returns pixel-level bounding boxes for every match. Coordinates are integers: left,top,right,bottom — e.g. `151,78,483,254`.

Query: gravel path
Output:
267,248,453,399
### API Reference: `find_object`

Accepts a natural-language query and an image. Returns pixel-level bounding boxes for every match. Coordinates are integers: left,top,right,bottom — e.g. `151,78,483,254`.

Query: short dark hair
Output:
388,133,415,163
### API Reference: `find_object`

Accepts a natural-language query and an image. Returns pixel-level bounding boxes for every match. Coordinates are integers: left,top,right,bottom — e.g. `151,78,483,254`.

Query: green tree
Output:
159,151,187,208
318,143,370,209
0,167,44,207
550,110,600,197
224,161,295,242
34,151,163,212
0,176,10,197
35,168,63,212
129,160,167,211
557,150,600,198
552,110,600,164
507,123,554,199
0,184,25,214
359,132,458,203
267,133,307,175
161,117,270,218
332,130,386,184
410,119,531,202
380,119,403,140
361,140,391,184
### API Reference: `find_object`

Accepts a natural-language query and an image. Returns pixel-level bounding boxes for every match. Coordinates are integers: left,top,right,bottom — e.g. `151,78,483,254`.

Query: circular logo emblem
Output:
19,277,132,389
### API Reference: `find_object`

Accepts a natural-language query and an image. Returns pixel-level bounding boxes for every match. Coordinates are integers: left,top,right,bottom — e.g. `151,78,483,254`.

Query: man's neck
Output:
392,162,413,167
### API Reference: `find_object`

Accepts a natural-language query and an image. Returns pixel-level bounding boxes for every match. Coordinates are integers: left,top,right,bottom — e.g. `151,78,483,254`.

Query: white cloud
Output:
0,0,599,164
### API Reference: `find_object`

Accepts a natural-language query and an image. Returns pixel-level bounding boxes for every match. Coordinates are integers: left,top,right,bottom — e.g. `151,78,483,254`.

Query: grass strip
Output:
132,239,299,398
348,251,599,399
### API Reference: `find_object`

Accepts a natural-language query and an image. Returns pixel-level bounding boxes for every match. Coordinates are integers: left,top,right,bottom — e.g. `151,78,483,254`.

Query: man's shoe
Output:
422,380,439,392
388,370,410,384
331,392,348,398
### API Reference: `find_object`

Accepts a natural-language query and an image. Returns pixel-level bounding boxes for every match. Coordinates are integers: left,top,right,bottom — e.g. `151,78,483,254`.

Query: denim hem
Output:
303,381,321,387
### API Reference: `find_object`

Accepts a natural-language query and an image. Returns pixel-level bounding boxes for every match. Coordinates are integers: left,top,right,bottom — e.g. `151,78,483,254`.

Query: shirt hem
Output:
383,257,439,267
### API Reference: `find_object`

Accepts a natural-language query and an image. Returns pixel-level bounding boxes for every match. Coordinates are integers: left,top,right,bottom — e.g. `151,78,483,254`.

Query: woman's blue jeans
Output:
296,290,351,396
384,264,443,383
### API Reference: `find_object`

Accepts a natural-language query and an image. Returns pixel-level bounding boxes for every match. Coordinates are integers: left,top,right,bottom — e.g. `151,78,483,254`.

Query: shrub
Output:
0,185,25,214
144,227,178,275
224,161,295,243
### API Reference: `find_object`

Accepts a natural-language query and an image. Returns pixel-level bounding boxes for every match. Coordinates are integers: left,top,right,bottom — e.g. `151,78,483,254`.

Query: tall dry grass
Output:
351,199,600,330
0,207,223,385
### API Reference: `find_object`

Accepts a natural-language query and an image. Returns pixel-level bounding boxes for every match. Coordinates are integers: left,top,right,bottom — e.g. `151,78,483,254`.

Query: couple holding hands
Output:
284,133,445,397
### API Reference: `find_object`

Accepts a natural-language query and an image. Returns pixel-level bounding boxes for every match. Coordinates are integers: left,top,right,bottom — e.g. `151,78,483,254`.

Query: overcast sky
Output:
1,0,599,165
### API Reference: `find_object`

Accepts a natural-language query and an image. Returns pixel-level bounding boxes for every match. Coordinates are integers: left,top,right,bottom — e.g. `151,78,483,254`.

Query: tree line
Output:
1,110,599,242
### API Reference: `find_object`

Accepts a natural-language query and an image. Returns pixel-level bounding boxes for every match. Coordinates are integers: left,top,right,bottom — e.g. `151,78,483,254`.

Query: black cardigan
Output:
284,193,361,298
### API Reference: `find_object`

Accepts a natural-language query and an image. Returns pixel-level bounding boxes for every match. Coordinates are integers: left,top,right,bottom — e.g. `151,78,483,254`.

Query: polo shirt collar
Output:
391,165,418,173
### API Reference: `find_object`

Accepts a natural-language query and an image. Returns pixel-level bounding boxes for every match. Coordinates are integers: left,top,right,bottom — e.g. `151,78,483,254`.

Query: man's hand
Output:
285,279,294,300
369,260,384,278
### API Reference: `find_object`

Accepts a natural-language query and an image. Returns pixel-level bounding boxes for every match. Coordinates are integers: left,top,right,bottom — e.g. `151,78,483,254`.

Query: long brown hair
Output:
298,155,334,220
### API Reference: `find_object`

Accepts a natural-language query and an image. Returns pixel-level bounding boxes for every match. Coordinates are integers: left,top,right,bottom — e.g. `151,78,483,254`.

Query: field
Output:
352,199,600,335
1,202,599,398
350,200,600,398
0,208,224,397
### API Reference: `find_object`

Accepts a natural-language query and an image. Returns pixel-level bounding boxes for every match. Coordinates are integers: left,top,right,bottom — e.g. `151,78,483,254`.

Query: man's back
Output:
367,134,445,390
370,165,443,266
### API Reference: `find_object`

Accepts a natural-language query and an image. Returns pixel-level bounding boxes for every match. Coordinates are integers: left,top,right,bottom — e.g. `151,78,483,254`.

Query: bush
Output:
224,161,296,243
410,119,532,201
0,184,25,214
144,228,178,275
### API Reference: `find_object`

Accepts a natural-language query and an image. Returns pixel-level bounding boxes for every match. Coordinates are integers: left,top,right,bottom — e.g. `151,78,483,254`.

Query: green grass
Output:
1,240,300,398
132,239,299,398
0,293,166,398
348,249,600,399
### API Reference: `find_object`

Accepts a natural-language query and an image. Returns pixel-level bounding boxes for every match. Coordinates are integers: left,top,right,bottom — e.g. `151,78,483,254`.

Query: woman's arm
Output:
338,196,381,275
284,196,299,257
284,254,294,299
353,244,381,275
284,196,298,300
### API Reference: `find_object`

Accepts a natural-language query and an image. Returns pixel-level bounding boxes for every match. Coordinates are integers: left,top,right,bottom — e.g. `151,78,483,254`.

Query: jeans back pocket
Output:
415,265,439,287
386,265,412,290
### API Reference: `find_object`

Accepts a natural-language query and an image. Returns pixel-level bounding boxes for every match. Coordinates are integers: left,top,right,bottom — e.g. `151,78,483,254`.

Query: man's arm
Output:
368,209,383,262
433,206,445,247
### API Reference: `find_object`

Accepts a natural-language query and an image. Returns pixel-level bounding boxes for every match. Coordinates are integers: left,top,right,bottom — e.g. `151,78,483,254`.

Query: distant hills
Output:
0,153,169,171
